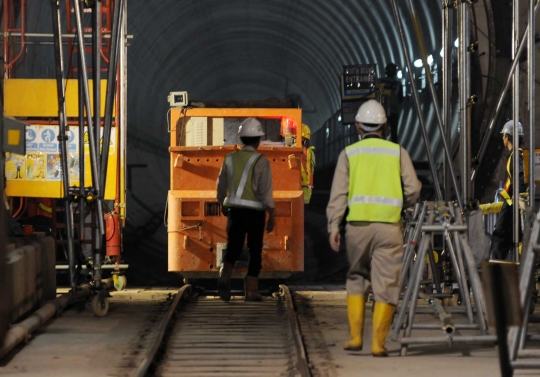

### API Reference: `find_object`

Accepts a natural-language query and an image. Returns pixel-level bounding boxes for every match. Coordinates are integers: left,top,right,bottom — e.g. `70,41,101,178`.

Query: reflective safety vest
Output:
345,138,403,223
301,146,316,204
500,148,524,206
223,150,265,210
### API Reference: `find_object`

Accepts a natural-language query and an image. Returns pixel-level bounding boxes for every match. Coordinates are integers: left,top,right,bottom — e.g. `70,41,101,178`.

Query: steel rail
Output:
280,284,312,377
132,284,191,377
133,285,311,377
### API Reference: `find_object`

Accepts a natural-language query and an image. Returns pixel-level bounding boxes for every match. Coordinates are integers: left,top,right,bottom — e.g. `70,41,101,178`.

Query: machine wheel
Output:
91,295,109,317
400,346,408,356
114,275,127,291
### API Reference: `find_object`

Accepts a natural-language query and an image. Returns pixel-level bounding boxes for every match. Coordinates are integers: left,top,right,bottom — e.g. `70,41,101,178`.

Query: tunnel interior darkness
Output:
6,0,489,283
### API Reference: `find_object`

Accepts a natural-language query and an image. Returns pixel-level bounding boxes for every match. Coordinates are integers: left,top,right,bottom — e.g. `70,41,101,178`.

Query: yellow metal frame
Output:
4,79,115,117
3,78,119,200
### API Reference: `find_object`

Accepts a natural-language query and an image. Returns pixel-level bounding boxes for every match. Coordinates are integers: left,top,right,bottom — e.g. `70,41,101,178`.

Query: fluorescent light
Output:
427,55,434,65
440,48,444,57
397,70,403,79
454,38,459,48
338,115,342,122
414,59,423,68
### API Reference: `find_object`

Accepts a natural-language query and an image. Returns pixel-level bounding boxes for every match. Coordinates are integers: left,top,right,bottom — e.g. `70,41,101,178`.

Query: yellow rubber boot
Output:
372,302,395,357
344,295,365,351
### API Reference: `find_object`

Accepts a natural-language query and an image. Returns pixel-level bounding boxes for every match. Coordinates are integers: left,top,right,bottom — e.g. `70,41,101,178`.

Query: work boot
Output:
344,294,365,351
244,276,262,301
218,262,233,302
372,302,395,357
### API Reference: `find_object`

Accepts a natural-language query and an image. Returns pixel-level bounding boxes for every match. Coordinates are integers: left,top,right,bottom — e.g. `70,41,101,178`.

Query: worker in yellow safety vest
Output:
216,117,275,302
300,124,315,204
326,99,421,356
489,120,527,260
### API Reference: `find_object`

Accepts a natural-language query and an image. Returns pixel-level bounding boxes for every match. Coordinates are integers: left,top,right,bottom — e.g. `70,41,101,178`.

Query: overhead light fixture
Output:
414,59,423,68
454,38,459,48
440,48,444,57
338,115,342,122
397,70,403,79
427,55,434,65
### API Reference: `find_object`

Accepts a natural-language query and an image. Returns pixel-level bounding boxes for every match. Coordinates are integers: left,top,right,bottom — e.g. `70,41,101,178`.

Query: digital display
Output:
174,94,184,103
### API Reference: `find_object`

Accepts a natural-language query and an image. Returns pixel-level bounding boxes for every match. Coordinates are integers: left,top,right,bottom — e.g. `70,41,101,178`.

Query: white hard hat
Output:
355,100,387,131
238,117,265,137
500,120,524,137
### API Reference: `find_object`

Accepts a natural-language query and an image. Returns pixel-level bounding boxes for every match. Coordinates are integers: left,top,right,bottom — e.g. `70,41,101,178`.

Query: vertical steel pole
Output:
78,63,85,259
0,58,9,343
119,0,128,225
443,1,453,202
407,0,463,210
92,0,101,167
51,0,76,292
72,0,105,234
473,0,540,181
513,0,521,262
529,0,536,210
459,0,471,205
389,0,443,201
100,0,125,195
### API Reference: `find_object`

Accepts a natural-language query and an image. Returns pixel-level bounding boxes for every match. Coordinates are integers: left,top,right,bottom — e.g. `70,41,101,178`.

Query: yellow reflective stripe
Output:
225,197,264,209
348,195,403,208
225,155,235,196
346,146,400,158
235,153,260,198
500,189,513,205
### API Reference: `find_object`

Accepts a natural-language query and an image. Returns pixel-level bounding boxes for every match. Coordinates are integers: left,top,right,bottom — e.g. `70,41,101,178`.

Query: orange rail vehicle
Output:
168,107,304,280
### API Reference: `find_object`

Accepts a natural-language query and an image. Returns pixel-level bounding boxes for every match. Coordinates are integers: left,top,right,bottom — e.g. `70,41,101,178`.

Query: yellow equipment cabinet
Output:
3,79,118,199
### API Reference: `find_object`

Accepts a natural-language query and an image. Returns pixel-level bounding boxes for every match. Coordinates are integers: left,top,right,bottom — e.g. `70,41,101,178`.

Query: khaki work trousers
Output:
345,221,404,305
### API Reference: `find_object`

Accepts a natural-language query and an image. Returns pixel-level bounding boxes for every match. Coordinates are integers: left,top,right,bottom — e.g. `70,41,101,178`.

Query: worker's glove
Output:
221,205,229,217
266,214,275,233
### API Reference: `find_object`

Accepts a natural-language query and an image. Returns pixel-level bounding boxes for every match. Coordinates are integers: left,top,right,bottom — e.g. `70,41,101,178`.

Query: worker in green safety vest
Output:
326,99,421,357
216,117,275,302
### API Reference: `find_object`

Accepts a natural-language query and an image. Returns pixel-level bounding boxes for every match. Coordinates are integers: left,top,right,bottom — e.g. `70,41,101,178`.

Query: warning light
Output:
281,117,297,147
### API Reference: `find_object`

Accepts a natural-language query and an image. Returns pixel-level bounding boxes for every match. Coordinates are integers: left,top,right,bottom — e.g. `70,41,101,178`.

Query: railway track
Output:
134,284,311,377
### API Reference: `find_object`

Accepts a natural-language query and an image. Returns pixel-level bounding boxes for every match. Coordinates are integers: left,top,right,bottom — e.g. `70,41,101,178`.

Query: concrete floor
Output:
0,286,539,376
0,289,172,377
292,285,540,377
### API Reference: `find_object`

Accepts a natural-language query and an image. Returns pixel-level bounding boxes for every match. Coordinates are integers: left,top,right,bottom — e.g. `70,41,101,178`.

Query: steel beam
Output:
389,0,442,201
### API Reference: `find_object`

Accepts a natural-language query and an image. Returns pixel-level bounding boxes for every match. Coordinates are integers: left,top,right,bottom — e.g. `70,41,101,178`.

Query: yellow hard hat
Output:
302,124,311,140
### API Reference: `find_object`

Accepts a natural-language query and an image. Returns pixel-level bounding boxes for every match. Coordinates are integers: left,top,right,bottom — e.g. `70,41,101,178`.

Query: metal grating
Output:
204,201,221,216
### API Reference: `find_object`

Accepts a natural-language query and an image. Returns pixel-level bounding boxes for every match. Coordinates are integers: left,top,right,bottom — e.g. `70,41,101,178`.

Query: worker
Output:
379,63,403,144
489,120,527,261
216,117,275,302
326,99,421,356
300,124,316,204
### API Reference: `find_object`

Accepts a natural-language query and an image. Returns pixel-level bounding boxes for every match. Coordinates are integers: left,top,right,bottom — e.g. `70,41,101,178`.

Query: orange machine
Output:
168,108,304,279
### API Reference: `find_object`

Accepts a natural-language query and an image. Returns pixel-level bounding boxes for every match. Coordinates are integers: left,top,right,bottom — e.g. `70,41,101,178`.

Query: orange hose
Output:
12,197,25,219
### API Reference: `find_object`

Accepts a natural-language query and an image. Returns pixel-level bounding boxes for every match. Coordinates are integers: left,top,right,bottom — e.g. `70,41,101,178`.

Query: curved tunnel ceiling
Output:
11,0,449,268
128,0,442,149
